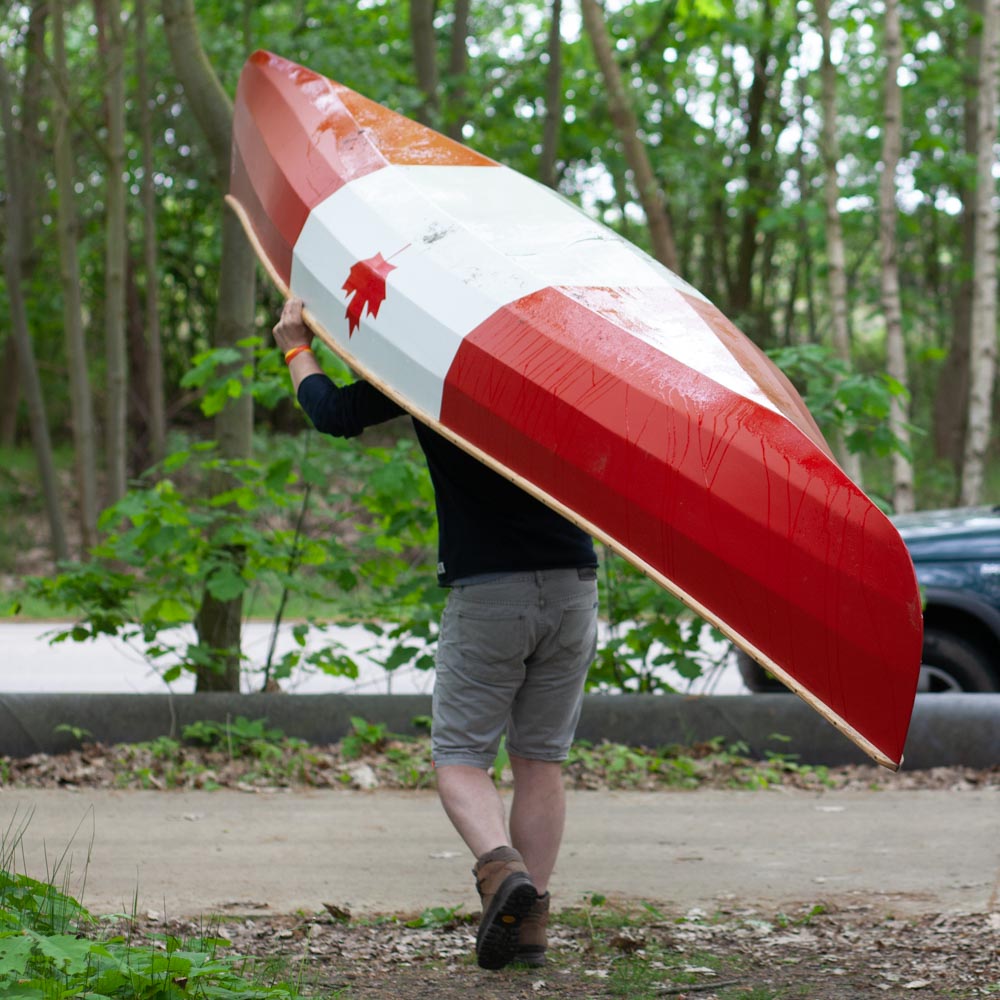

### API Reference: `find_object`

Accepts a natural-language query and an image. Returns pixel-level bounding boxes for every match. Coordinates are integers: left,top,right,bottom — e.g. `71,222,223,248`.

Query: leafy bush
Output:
21,337,442,690
0,868,309,1000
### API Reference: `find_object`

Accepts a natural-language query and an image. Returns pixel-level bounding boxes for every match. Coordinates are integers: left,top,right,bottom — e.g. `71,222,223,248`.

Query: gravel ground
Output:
3,739,998,999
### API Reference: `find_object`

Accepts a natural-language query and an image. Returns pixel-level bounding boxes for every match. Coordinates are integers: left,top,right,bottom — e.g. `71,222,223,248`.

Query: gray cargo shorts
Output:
432,567,599,769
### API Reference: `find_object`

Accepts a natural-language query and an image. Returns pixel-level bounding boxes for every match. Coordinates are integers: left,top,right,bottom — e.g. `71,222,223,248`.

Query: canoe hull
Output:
229,50,923,768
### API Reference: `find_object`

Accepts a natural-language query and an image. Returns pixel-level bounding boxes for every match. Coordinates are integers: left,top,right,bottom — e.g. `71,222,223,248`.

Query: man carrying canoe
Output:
273,297,599,971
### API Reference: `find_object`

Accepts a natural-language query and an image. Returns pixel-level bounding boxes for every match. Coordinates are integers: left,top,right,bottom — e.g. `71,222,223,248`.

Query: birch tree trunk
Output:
960,0,1000,505
816,0,863,485
878,0,914,512
0,52,69,563
136,0,167,466
52,0,100,550
162,0,256,691
410,0,439,127
98,0,129,503
539,0,563,189
580,0,678,271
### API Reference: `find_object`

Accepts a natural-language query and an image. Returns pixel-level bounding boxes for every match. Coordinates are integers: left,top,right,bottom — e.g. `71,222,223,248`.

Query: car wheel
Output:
918,627,1000,693
734,650,786,692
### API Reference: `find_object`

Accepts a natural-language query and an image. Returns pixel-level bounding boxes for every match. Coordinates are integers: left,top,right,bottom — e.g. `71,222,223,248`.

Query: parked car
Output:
736,505,1000,693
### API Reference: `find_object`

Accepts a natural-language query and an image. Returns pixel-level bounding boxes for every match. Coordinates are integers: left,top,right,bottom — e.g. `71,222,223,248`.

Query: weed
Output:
0,865,313,1000
384,743,434,788
53,723,94,744
490,735,510,786
182,716,286,756
404,904,470,929
607,955,662,998
340,716,390,759
411,714,433,733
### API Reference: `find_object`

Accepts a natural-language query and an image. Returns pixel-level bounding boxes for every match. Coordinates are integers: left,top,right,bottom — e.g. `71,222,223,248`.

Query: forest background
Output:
0,0,998,695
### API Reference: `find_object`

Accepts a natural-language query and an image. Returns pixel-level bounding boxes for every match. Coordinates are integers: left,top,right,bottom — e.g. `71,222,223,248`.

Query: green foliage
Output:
592,549,726,693
339,716,390,760
21,355,441,687
52,724,93,745
565,735,833,791
403,904,469,929
768,343,916,462
180,717,287,755
491,735,510,788
0,869,310,1000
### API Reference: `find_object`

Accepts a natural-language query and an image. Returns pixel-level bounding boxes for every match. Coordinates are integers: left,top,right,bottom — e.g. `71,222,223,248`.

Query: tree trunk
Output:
815,0,863,485
444,0,470,140
959,0,1000,505
934,6,980,472
539,0,563,189
136,0,167,466
879,0,914,513
0,339,19,446
97,0,129,502
792,74,817,345
0,2,46,445
580,0,678,271
730,0,775,320
410,0,439,127
0,52,69,563
162,0,256,691
52,0,101,550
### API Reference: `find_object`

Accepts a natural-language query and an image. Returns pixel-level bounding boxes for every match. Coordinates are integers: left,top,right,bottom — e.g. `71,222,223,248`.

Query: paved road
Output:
0,623,744,697
3,787,996,920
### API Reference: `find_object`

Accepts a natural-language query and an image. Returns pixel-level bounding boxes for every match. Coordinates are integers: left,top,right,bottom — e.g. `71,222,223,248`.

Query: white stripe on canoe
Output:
290,164,781,421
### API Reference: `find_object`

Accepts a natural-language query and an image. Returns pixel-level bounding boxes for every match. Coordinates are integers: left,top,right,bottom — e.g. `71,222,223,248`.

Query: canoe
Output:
228,50,923,769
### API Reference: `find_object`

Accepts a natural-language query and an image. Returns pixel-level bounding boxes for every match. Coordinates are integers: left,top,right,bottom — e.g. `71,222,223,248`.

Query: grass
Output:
0,832,319,1000
561,897,757,999
566,736,835,792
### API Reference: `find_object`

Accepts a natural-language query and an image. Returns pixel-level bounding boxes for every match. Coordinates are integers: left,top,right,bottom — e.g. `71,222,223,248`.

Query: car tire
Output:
734,650,786,693
736,627,1000,694
919,627,1000,693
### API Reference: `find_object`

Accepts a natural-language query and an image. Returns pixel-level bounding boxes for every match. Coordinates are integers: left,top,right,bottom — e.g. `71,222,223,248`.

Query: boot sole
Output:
476,873,537,971
512,947,547,967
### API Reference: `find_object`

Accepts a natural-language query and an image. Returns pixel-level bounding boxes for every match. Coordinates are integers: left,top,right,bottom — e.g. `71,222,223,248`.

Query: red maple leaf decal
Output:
342,252,396,337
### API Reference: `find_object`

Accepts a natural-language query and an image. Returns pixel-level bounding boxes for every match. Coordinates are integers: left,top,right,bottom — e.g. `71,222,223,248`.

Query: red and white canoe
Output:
229,50,922,769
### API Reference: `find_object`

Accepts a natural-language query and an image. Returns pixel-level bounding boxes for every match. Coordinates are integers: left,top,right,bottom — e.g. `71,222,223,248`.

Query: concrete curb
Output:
0,692,997,769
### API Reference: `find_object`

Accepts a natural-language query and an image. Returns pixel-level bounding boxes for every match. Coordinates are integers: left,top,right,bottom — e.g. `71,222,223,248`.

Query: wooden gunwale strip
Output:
225,192,900,771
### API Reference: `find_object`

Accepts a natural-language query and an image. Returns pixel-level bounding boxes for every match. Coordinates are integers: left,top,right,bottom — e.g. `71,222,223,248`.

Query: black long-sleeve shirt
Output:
297,373,596,585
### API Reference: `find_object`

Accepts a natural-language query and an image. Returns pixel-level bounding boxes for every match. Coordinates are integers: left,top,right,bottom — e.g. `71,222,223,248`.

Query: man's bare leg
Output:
436,764,510,858
435,757,566,886
508,754,565,893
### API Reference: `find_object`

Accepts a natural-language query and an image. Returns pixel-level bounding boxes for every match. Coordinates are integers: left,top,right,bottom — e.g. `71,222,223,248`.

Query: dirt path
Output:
3,742,998,998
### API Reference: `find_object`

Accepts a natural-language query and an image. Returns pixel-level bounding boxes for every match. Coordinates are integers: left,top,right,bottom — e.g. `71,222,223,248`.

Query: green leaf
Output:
146,598,191,625
206,565,246,602
0,933,34,974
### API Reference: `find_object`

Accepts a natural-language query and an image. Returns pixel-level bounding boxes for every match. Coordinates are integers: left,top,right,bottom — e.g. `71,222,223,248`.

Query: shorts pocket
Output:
453,604,528,664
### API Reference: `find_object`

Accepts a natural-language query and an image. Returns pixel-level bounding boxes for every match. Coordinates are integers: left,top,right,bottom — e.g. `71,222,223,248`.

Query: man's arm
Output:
272,297,405,437
272,297,323,393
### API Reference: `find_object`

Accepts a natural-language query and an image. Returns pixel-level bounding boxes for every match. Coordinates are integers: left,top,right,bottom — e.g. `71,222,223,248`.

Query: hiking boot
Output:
473,846,538,970
514,891,550,967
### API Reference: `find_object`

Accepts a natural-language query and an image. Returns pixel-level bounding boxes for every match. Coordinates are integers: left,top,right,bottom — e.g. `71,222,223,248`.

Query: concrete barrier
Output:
0,692,996,769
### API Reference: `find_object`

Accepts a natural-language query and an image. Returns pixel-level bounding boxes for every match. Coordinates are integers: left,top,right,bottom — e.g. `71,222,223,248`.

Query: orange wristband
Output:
283,345,313,365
